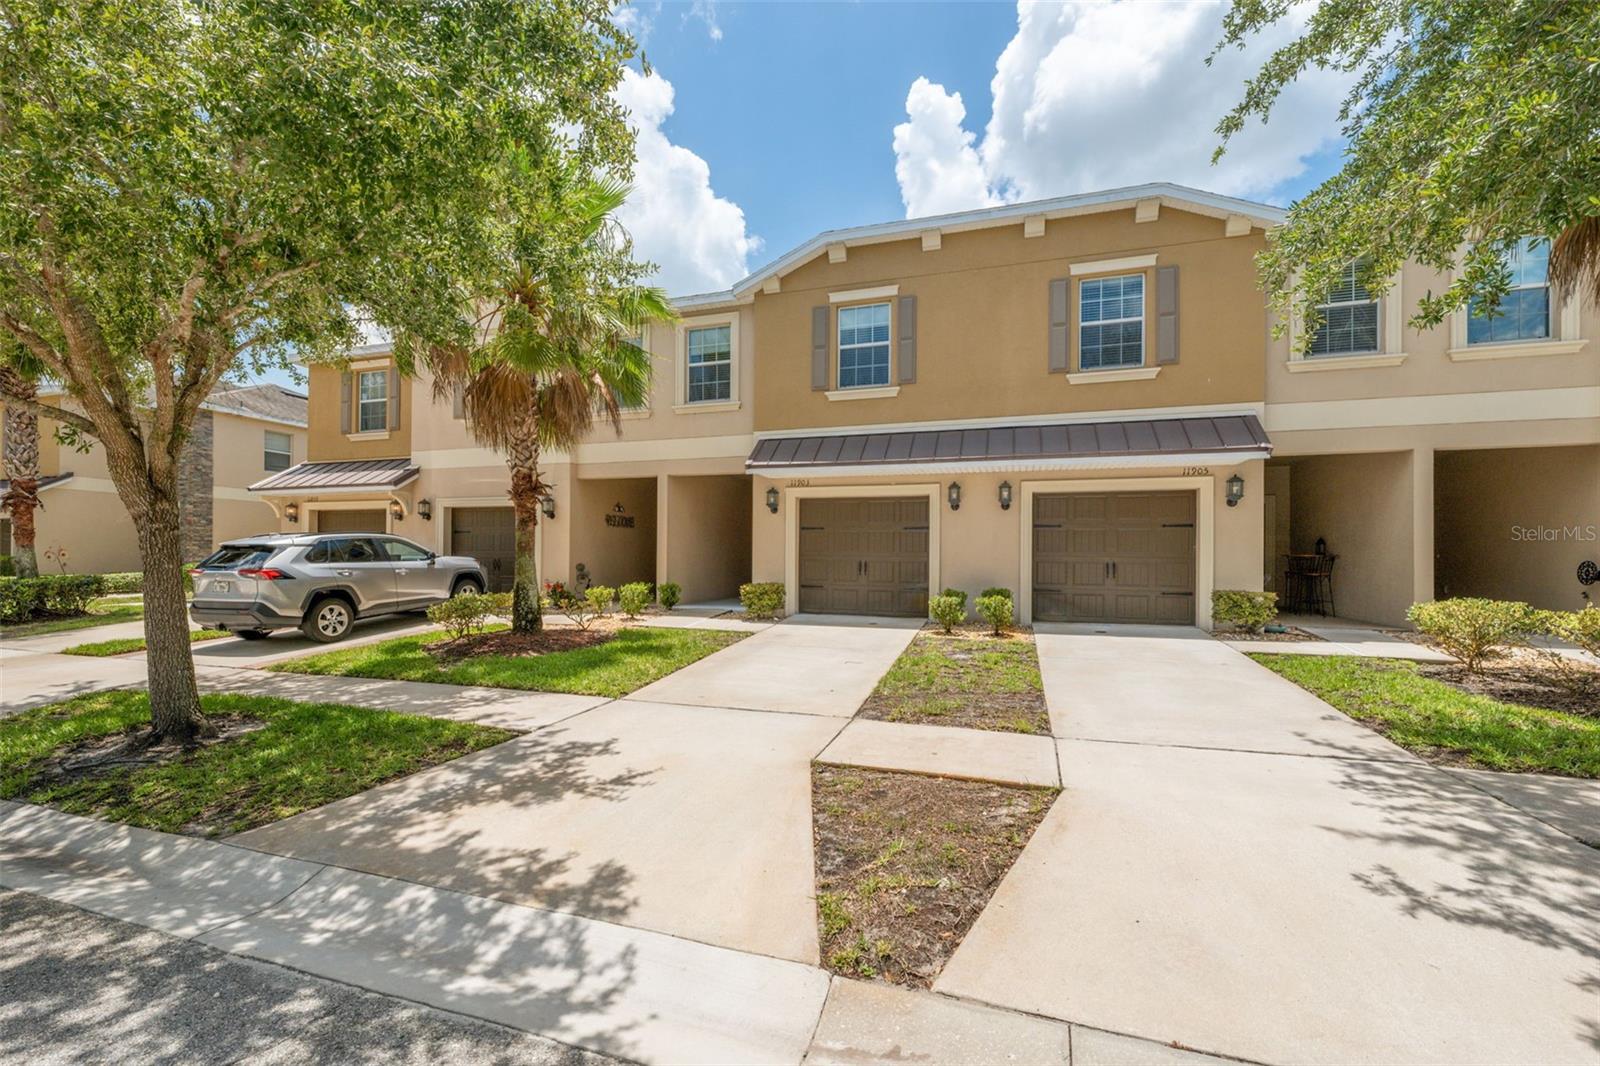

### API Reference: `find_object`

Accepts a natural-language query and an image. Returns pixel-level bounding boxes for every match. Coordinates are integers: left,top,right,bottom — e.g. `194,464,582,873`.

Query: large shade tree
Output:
1213,0,1600,337
0,358,42,577
0,0,636,742
404,165,674,633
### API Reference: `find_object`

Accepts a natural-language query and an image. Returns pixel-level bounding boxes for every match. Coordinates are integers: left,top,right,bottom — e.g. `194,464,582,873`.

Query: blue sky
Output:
256,1,1353,389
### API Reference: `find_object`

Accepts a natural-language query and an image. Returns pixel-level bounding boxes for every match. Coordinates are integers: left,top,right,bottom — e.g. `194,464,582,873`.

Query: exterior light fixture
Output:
766,486,780,514
541,496,556,520
1225,473,1245,508
947,482,962,511
998,481,1013,510
283,502,299,524
417,498,432,521
389,499,405,521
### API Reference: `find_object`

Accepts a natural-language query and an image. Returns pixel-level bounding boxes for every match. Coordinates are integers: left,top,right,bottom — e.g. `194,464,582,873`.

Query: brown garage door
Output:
1033,492,1195,624
798,497,929,616
451,506,516,592
316,509,386,533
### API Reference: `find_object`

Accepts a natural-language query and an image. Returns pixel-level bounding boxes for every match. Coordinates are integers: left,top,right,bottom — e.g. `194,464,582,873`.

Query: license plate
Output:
212,580,232,593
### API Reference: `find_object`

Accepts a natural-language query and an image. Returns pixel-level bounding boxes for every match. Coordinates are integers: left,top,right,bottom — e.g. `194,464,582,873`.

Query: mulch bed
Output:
1214,627,1324,642
23,714,267,792
857,630,1050,734
427,627,616,661
812,764,1056,988
1416,647,1598,716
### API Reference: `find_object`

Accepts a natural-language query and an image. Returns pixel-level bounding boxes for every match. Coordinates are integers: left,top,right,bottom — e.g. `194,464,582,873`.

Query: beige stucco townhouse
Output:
248,183,1599,628
1,384,308,573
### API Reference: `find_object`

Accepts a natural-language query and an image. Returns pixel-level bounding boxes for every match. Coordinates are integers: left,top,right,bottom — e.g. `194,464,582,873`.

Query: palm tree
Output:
0,364,42,577
420,174,675,633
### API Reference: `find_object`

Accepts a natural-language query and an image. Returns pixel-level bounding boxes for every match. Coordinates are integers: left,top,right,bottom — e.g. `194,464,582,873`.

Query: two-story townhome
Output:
250,183,1598,627
0,383,309,573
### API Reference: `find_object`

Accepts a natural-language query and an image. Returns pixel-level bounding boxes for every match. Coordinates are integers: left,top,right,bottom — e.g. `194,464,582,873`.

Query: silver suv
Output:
190,533,488,642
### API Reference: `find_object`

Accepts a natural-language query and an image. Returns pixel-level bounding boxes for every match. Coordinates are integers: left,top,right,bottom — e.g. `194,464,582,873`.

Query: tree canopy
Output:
1213,0,1600,338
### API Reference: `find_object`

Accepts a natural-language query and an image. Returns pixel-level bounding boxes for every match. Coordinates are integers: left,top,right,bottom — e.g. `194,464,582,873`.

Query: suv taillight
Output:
237,567,290,580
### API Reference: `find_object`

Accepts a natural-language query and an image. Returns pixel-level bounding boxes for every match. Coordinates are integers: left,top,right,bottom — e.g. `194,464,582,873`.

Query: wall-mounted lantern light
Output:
389,499,405,521
417,498,433,521
947,482,962,511
283,502,299,524
998,481,1013,511
1225,473,1245,508
541,496,557,520
766,486,780,514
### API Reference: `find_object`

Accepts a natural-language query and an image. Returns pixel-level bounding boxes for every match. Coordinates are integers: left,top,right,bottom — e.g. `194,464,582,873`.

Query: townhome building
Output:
1,384,308,573
249,183,1599,627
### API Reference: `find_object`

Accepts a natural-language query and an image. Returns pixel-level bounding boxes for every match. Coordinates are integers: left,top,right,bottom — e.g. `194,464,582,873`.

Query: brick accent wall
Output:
178,410,214,561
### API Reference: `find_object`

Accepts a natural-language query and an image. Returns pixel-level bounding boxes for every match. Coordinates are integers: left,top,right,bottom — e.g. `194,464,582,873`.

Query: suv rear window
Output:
196,545,274,571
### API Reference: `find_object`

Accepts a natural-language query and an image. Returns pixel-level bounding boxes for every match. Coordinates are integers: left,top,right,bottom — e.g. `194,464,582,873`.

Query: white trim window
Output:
263,429,293,472
357,369,388,432
1079,273,1144,369
837,302,892,388
685,324,732,403
1468,238,1551,345
1310,261,1379,356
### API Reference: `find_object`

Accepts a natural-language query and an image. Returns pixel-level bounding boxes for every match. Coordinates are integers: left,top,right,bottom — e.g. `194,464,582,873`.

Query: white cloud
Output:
893,1,1352,218
614,68,760,294
685,0,722,42
892,78,1002,218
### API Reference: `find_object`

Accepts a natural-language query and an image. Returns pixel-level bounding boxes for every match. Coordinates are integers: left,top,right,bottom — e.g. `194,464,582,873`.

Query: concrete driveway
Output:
938,626,1600,1065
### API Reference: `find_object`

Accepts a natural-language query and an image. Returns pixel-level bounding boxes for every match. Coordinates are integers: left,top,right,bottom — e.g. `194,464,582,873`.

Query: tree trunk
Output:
506,421,543,634
2,375,41,578
135,487,211,743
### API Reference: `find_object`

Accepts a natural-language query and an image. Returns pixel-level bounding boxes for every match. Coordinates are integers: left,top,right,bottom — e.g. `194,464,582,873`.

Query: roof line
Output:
672,182,1285,308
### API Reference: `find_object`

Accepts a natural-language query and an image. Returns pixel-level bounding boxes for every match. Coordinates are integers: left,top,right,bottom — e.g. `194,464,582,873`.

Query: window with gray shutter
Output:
1156,265,1179,364
339,371,352,433
1048,279,1070,373
811,306,830,390
897,295,917,384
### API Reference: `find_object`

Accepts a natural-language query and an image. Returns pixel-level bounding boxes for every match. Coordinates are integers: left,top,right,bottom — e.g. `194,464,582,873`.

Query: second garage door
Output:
798,497,929,616
316,509,386,534
450,507,516,592
1033,492,1195,624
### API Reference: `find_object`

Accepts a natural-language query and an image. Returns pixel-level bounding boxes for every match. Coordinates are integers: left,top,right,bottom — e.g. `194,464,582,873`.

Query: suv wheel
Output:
303,598,354,643
452,578,484,597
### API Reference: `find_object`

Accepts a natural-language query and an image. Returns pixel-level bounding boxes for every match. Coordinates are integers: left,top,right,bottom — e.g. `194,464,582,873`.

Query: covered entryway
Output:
450,506,515,592
315,509,386,534
1032,492,1195,623
798,497,929,616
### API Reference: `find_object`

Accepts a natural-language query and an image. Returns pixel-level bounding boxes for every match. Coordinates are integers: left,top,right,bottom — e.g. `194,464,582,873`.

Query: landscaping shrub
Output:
1407,597,1536,673
975,593,1014,636
940,588,967,610
928,594,965,634
1533,606,1600,698
1212,589,1278,633
0,555,13,577
585,585,615,618
427,591,502,641
658,581,682,610
0,574,109,623
0,580,35,624
99,572,144,595
619,581,652,618
980,587,1012,602
740,581,785,620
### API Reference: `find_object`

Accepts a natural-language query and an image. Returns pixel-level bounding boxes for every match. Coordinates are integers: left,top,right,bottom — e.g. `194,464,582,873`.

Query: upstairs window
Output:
1310,261,1379,356
837,302,892,388
357,369,388,432
1468,238,1551,345
1079,274,1145,369
263,430,292,472
686,325,732,403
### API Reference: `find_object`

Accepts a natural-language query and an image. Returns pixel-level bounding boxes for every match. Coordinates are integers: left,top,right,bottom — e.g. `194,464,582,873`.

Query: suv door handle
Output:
336,569,354,576
396,569,408,576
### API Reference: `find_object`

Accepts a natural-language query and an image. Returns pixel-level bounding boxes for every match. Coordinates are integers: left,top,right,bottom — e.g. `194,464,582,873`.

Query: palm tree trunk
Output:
506,416,543,634
1,371,41,578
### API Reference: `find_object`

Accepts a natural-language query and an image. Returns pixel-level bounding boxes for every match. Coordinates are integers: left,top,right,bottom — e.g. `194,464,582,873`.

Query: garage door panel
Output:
1033,491,1195,624
797,497,929,617
450,507,516,592
317,509,386,533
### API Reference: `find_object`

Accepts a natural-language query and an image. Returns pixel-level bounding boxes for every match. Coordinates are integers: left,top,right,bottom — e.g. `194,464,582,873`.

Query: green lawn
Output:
858,632,1050,733
0,598,145,639
0,691,515,836
271,624,746,698
63,629,233,657
1253,654,1600,778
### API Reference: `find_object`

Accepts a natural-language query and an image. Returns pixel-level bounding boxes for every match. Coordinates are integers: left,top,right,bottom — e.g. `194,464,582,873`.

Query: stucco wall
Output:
661,474,751,603
570,476,656,590
1435,444,1599,611
305,361,412,462
1285,451,1419,626
29,485,140,573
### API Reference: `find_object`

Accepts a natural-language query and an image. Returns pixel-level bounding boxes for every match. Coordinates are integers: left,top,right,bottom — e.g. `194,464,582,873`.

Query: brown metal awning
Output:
746,414,1272,474
249,457,420,494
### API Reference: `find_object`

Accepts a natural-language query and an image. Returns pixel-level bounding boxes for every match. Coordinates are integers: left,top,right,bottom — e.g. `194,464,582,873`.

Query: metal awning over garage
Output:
249,457,420,494
747,414,1272,477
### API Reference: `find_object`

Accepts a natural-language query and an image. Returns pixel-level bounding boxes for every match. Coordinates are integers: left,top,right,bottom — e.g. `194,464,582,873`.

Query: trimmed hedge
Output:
975,593,1014,636
1212,590,1278,633
658,581,682,610
740,582,785,620
0,574,109,624
619,581,652,618
1407,597,1536,673
929,594,965,633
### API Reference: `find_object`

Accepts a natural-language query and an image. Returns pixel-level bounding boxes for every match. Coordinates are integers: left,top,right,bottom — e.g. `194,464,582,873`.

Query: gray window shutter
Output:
896,295,917,384
1156,265,1179,364
451,382,465,420
811,305,830,390
1048,278,1070,373
388,367,401,430
339,371,352,433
